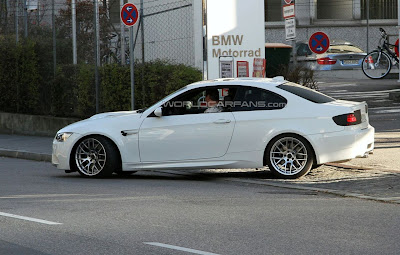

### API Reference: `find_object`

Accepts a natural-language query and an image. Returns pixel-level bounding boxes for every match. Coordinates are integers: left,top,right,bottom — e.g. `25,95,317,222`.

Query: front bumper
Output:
52,133,82,170
309,125,375,164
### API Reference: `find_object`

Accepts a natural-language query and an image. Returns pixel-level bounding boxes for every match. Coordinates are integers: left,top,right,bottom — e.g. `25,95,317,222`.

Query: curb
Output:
1,151,399,205
0,149,51,163
225,178,400,205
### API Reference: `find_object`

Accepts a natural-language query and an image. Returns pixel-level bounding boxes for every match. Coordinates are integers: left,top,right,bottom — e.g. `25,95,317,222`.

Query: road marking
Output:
0,212,62,225
371,109,400,114
144,242,220,255
0,194,112,199
369,106,400,114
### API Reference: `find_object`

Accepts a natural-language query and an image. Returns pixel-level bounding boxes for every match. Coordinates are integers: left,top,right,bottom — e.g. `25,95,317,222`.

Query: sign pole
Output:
130,26,135,110
121,3,139,110
283,0,296,64
398,0,400,82
120,0,125,65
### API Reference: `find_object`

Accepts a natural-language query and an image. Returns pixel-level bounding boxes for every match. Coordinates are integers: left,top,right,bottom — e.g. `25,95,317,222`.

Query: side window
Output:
297,43,312,57
161,86,238,116
232,87,287,112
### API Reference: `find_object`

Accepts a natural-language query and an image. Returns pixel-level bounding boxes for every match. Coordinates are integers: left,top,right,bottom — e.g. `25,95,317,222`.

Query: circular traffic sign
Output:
284,0,293,4
308,32,330,54
395,39,399,57
120,3,139,27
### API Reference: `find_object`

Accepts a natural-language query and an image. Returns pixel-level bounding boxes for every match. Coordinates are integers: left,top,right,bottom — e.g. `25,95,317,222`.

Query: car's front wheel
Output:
73,136,119,177
266,135,314,179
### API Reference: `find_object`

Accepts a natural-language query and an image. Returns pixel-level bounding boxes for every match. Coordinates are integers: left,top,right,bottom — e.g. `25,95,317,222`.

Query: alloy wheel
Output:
270,137,308,176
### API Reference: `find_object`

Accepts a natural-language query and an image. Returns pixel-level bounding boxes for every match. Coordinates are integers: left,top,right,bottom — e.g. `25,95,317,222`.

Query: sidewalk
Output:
0,134,53,162
0,133,399,204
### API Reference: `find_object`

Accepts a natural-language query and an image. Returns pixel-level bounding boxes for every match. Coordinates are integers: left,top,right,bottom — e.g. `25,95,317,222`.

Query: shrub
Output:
0,39,40,114
0,38,202,118
282,64,318,90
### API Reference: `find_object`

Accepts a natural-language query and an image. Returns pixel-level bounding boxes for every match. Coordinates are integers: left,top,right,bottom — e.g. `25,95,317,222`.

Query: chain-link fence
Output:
102,0,195,66
0,0,201,118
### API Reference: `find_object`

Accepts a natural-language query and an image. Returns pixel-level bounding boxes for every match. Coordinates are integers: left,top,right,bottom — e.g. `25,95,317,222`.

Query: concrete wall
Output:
0,112,80,137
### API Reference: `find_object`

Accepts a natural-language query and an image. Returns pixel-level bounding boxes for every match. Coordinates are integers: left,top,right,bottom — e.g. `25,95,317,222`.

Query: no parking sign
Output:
120,3,139,27
308,32,330,54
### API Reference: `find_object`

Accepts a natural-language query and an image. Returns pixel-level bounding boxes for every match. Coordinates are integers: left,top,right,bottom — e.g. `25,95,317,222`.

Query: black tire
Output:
362,51,392,79
72,136,120,178
265,134,314,179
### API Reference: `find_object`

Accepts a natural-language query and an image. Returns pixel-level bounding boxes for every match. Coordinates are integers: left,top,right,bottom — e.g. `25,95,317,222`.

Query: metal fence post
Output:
15,0,19,43
140,0,145,106
72,0,77,64
52,0,56,77
23,0,27,37
94,0,100,113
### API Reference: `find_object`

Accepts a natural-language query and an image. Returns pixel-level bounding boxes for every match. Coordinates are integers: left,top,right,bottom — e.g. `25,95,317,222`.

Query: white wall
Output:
206,0,265,79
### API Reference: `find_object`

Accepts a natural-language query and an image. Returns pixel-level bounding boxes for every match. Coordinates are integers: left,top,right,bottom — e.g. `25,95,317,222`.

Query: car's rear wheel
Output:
73,136,119,178
266,135,314,179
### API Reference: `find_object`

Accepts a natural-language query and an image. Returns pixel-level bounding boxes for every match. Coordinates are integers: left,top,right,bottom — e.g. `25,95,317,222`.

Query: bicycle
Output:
362,28,399,79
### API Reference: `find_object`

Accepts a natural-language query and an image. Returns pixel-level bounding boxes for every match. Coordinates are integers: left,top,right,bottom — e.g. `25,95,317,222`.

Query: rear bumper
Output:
309,125,375,164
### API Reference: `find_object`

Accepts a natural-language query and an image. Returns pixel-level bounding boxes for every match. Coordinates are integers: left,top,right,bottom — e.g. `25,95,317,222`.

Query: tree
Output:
56,0,116,64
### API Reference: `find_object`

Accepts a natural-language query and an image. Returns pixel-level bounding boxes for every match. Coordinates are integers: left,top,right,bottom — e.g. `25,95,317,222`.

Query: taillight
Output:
333,111,361,126
317,57,337,65
347,114,357,123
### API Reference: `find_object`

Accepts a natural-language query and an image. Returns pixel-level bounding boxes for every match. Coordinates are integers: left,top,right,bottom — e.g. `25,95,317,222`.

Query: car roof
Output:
187,77,287,89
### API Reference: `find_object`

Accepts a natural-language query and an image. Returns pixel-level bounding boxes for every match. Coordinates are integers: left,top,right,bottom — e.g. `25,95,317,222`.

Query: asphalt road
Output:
0,157,399,255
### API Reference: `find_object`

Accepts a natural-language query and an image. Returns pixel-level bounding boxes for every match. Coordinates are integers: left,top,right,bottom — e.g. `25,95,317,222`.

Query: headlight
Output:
55,132,73,142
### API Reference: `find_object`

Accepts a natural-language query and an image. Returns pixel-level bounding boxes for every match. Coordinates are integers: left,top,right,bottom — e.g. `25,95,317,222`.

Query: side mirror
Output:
154,107,163,117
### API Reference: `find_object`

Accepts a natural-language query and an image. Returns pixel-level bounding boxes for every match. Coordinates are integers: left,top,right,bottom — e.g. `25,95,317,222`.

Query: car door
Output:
139,86,236,162
227,86,288,153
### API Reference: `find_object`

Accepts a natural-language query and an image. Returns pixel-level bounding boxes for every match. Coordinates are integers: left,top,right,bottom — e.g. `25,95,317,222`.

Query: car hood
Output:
89,110,140,120
57,111,142,134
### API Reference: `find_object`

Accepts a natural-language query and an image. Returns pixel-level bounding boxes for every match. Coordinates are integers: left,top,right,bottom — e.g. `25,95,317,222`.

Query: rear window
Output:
327,44,363,54
277,82,335,103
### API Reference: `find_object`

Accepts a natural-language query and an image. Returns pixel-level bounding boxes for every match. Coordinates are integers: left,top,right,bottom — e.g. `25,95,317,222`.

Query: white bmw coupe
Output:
52,77,374,179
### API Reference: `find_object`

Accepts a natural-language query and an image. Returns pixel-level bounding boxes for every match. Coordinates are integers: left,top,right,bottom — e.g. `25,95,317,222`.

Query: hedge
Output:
0,38,202,118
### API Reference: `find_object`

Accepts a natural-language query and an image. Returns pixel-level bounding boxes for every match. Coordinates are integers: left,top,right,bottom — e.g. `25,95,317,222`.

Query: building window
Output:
265,0,283,22
361,0,398,19
317,0,353,20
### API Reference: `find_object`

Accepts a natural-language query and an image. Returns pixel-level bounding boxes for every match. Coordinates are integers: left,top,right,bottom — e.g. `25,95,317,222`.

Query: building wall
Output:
265,24,398,53
266,0,398,52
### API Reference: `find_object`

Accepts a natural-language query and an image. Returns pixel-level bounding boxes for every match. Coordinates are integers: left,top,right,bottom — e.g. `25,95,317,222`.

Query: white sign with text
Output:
206,0,265,79
285,18,296,41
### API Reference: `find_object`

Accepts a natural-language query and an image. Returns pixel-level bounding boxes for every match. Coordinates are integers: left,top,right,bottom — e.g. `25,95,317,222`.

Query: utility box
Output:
265,43,292,78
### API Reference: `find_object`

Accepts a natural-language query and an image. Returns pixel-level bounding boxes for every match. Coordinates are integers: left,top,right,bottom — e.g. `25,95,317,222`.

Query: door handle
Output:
213,119,231,124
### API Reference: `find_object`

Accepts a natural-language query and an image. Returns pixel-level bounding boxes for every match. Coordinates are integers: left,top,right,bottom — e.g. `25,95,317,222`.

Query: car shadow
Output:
55,169,276,181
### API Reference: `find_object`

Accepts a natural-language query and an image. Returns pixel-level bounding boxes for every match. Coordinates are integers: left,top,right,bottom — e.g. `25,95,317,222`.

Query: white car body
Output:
52,78,374,177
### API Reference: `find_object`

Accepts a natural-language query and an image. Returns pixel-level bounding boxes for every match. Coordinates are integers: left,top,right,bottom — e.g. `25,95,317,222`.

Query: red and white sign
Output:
283,0,293,4
120,3,139,27
252,58,266,78
221,88,229,97
283,4,295,19
237,61,249,77
395,39,399,57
